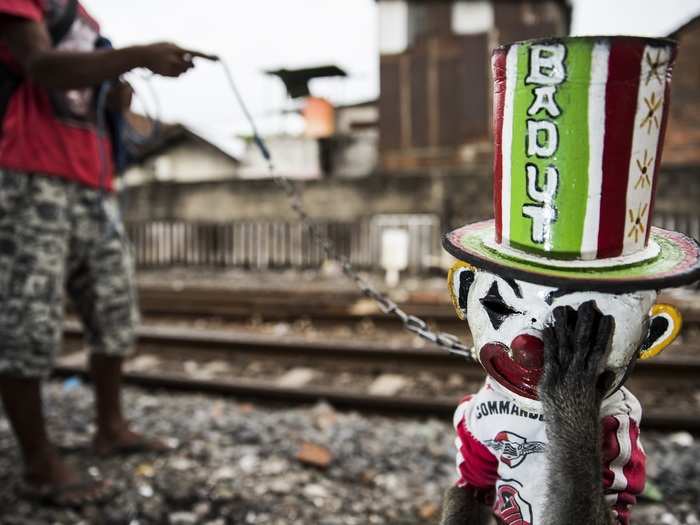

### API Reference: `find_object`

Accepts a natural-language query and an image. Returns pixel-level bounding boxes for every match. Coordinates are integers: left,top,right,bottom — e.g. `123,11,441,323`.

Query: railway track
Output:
58,322,700,433
131,285,700,325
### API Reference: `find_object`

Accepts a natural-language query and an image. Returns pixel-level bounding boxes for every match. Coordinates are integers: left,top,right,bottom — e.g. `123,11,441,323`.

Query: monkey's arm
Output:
539,302,616,525
440,485,491,525
442,395,498,525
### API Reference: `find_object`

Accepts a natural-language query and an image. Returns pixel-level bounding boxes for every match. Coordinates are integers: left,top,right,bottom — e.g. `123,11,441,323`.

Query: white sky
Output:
81,0,700,141
570,0,700,36
81,0,378,141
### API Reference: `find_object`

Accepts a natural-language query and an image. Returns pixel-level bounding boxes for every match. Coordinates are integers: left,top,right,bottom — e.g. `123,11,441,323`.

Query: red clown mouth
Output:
480,336,544,400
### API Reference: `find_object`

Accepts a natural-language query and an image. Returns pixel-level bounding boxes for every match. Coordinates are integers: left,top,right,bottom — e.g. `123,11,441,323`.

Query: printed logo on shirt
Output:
484,431,546,468
475,400,545,421
494,480,533,525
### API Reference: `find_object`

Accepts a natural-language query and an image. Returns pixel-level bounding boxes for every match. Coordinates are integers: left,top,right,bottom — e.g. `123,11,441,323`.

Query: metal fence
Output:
125,211,700,271
653,211,700,242
126,214,441,272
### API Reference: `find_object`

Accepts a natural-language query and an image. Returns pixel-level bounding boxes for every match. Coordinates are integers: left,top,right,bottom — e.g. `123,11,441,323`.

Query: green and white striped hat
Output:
444,36,700,292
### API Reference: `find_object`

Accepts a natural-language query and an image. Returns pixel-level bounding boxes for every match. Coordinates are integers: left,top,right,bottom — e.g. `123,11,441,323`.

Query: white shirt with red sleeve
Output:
453,377,646,525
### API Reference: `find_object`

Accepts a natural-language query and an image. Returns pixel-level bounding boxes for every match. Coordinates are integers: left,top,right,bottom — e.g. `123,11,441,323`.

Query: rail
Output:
59,323,700,432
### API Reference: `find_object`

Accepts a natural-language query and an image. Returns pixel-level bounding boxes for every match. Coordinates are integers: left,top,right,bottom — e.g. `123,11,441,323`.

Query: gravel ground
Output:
0,383,698,525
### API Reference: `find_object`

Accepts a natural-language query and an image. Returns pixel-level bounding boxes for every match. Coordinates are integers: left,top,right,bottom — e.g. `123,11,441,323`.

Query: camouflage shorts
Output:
0,170,139,378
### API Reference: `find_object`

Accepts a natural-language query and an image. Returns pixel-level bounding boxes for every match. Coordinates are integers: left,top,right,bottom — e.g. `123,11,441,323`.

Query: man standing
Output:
0,0,214,507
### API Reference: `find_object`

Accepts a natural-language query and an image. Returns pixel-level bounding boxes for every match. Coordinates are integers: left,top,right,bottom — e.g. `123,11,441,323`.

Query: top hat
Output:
443,36,700,292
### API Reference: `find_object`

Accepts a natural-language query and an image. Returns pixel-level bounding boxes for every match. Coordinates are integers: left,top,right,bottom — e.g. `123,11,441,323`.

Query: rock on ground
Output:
0,382,697,524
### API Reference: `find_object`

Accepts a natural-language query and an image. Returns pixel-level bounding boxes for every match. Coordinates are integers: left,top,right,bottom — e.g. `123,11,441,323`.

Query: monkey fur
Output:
440,486,494,525
539,302,616,525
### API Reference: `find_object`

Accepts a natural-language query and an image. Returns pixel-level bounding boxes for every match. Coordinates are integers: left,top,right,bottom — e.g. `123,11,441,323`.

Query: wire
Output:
95,80,112,196
217,59,273,169
123,71,162,145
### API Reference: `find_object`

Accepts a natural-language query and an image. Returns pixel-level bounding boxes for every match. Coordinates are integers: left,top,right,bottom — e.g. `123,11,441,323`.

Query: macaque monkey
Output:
438,33,695,525
440,267,681,525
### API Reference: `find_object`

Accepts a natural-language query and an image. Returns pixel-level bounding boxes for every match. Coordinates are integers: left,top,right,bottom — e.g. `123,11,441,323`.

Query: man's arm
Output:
539,302,616,525
0,15,216,89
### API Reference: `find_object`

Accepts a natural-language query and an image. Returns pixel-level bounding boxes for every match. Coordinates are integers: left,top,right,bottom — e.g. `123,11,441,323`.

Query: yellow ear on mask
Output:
447,261,476,321
639,303,682,360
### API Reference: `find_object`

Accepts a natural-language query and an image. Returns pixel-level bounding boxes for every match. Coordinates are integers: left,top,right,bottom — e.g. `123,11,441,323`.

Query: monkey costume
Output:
440,36,700,525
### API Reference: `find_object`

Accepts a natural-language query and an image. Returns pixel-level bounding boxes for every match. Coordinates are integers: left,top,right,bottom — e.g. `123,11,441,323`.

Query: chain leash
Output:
219,60,475,360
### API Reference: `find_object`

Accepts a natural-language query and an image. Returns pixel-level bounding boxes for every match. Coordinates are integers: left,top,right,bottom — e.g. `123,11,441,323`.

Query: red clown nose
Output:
510,335,544,369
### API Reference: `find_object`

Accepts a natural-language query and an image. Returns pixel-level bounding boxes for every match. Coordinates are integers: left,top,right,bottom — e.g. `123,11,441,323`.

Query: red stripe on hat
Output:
597,41,644,258
492,49,507,244
645,45,677,245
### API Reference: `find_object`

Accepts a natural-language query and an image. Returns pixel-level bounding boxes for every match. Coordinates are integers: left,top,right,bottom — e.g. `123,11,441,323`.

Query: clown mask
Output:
448,262,682,403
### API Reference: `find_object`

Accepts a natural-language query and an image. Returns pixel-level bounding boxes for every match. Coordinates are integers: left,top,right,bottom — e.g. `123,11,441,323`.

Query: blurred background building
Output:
117,1,700,274
377,0,568,172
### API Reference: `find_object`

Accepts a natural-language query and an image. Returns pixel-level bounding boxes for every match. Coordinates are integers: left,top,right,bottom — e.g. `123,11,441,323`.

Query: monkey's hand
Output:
539,301,616,525
440,486,490,525
540,300,615,425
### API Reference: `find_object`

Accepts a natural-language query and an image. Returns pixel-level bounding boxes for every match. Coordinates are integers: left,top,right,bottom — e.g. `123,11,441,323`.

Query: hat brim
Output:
443,220,700,292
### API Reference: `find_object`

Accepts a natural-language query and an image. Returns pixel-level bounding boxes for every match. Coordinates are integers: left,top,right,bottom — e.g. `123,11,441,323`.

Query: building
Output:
123,2,574,238
121,112,241,185
326,99,379,178
122,112,326,184
121,2,700,272
377,0,570,172
665,14,700,169
644,12,700,233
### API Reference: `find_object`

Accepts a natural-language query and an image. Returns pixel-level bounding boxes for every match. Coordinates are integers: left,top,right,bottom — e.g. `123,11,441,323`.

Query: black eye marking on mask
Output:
480,282,520,330
503,278,523,298
458,270,475,311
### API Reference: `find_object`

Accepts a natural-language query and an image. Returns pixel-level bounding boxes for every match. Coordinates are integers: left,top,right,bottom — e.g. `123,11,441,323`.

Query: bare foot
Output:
23,447,111,507
93,423,172,457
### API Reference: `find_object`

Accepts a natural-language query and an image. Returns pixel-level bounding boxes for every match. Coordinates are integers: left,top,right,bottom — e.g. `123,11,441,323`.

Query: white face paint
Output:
464,270,656,401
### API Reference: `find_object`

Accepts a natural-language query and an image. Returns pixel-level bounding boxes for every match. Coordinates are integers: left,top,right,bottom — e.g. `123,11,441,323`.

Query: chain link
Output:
219,59,474,361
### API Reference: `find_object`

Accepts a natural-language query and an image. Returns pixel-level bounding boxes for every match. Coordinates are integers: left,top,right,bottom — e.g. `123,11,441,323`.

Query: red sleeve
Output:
0,0,43,21
454,397,499,492
601,415,646,525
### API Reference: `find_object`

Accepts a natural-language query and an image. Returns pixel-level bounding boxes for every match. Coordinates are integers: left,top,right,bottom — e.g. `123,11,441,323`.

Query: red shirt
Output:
0,0,113,189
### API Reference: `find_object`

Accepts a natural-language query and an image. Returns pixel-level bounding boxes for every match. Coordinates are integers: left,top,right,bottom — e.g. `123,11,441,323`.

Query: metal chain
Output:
271,173,474,359
219,60,474,360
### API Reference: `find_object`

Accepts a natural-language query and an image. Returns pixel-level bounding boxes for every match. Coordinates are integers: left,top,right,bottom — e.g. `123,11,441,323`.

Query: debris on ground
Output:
0,383,697,524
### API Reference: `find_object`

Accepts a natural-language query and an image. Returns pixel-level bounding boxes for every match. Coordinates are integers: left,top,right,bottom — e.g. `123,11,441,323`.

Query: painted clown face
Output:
449,264,681,402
